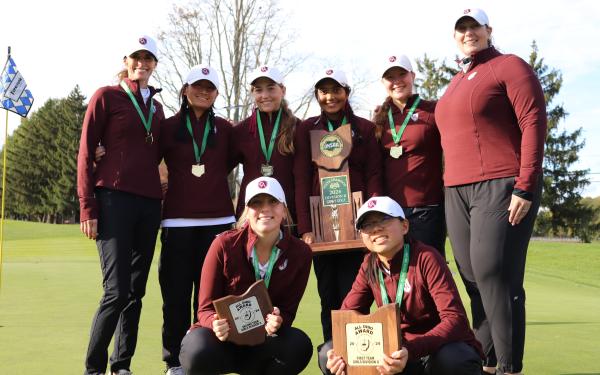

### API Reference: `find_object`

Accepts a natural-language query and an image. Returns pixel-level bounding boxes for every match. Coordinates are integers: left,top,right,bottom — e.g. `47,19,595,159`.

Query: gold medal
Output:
145,133,154,145
390,145,403,158
191,164,205,177
261,164,274,177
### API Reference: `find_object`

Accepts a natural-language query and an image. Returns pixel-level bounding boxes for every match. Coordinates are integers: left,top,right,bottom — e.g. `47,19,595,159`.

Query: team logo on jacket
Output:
411,113,419,122
258,180,267,189
468,71,478,80
139,37,147,45
261,66,269,72
404,279,411,293
278,258,288,271
202,68,210,75
319,134,343,157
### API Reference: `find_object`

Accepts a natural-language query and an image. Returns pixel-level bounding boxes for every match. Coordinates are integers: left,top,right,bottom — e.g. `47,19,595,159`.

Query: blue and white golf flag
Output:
0,56,34,117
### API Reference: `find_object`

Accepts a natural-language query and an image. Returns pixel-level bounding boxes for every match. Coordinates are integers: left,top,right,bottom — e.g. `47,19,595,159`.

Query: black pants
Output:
445,177,541,373
313,250,365,341
405,205,446,259
318,339,481,375
84,189,161,375
159,224,233,368
180,326,313,375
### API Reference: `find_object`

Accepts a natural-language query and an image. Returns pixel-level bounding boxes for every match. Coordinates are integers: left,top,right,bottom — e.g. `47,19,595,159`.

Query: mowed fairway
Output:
0,220,599,374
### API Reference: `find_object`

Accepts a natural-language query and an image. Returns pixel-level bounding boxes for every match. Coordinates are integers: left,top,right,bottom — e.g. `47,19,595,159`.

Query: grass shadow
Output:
527,321,596,326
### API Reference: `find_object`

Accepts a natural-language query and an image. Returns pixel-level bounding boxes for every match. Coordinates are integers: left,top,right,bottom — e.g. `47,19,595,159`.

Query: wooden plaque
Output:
309,124,364,251
332,304,402,375
212,280,273,346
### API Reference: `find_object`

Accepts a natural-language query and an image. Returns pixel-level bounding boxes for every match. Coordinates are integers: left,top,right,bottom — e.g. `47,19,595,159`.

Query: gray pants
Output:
445,177,541,373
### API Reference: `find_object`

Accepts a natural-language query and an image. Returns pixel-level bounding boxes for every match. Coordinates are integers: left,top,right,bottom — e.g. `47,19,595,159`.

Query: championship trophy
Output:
212,280,273,346
309,124,364,253
332,304,402,375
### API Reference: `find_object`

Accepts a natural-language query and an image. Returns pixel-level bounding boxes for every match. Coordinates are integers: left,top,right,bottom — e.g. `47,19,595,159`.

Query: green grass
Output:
0,220,599,374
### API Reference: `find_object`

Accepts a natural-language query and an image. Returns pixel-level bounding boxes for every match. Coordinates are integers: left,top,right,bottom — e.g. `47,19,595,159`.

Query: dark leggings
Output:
159,224,233,368
84,188,161,375
405,205,446,259
445,177,541,373
313,250,365,341
180,326,313,375
318,339,482,375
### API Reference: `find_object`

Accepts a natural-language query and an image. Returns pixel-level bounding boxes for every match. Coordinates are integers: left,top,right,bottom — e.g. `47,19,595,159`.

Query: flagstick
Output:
0,109,8,292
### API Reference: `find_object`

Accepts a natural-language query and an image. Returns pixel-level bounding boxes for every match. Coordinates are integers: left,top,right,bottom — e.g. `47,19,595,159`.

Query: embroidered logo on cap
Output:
261,66,268,72
389,56,396,62
202,68,209,75
368,200,377,208
464,8,471,14
326,69,333,75
258,180,267,189
139,37,147,45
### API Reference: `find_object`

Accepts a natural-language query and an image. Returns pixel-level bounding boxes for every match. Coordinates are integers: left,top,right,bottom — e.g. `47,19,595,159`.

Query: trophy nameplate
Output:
213,279,273,346
332,304,402,375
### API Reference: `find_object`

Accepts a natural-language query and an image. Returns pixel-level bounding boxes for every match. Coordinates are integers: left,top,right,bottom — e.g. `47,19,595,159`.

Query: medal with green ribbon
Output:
252,246,280,288
257,108,282,176
326,116,347,132
387,96,421,158
186,113,211,177
120,81,155,144
378,243,410,306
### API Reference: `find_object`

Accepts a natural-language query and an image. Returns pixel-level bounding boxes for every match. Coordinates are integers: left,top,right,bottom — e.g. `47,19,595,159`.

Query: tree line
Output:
0,0,598,241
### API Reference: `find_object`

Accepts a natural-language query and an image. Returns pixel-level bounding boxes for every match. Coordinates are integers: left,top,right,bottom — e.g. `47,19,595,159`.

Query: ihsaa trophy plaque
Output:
309,124,364,253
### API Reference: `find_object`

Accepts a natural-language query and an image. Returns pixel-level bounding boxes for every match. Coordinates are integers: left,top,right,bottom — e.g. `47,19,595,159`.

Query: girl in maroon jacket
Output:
435,9,547,375
232,66,302,228
321,196,482,375
179,177,313,375
373,54,445,257
158,65,236,375
77,35,164,375
295,68,383,342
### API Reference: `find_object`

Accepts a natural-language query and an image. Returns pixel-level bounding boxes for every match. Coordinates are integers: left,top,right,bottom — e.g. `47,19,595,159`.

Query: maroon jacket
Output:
342,239,483,360
161,111,235,219
232,112,302,220
379,96,443,207
193,224,312,330
295,114,383,235
77,78,165,221
435,47,547,193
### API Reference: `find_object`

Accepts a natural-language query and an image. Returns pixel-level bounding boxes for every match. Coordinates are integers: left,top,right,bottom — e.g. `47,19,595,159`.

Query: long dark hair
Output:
372,96,394,140
176,83,216,147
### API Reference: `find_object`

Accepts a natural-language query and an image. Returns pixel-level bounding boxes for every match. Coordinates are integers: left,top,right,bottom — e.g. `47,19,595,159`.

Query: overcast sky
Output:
1,0,599,196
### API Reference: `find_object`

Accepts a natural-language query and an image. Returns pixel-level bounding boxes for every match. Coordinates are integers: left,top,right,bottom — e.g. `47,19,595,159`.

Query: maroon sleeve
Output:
277,244,312,327
341,255,374,314
403,249,473,360
502,56,547,193
294,121,314,235
77,88,108,222
363,123,383,197
194,235,227,330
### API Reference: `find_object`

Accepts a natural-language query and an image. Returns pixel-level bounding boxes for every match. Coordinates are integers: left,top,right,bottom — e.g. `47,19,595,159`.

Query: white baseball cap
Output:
355,196,406,230
125,35,158,61
381,54,413,77
185,64,220,90
315,68,350,88
245,177,286,205
249,66,284,85
455,8,489,28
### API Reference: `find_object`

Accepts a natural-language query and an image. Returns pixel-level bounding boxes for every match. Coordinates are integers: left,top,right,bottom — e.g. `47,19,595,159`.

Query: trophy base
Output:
310,239,365,254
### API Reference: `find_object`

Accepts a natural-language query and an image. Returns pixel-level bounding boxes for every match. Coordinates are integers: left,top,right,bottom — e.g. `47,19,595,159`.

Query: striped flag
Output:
0,56,34,117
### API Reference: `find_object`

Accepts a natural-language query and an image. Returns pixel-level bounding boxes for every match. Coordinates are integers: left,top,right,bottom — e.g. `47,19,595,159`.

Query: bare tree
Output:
154,0,305,120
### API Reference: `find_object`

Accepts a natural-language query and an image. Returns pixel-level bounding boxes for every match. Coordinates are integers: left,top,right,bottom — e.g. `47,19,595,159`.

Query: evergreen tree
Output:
528,41,592,240
414,54,457,100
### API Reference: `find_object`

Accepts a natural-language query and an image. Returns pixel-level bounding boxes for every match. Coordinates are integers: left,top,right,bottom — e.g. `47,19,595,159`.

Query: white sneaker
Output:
166,366,184,375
